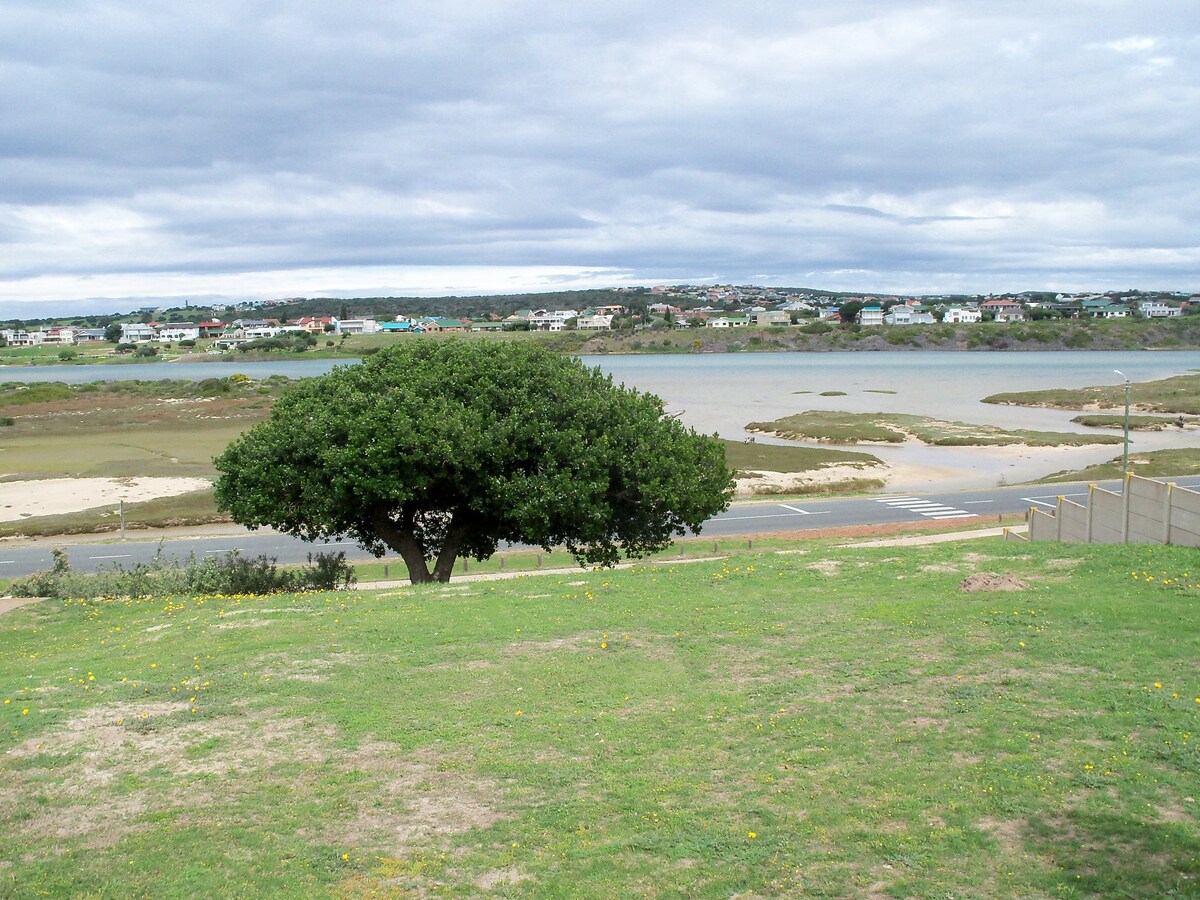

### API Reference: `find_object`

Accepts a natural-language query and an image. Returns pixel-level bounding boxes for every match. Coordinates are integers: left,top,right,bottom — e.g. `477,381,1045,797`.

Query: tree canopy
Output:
213,340,734,583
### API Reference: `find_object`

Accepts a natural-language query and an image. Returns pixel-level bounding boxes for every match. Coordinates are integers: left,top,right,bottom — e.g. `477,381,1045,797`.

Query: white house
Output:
994,309,1027,323
2,329,44,346
335,318,380,334
1138,301,1181,318
120,323,158,342
856,306,884,326
527,310,578,331
943,307,981,324
706,315,750,328
242,324,282,339
883,307,934,326
40,327,76,345
577,315,613,330
157,324,201,342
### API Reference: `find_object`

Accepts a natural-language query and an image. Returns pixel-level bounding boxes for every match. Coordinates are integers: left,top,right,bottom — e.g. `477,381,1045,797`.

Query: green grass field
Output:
2,539,1197,897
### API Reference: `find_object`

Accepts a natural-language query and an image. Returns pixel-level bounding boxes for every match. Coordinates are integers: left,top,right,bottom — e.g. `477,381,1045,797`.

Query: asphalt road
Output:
4,477,1198,579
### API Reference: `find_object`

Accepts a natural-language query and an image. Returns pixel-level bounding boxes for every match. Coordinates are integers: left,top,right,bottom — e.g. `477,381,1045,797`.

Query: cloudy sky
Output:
2,1,1197,316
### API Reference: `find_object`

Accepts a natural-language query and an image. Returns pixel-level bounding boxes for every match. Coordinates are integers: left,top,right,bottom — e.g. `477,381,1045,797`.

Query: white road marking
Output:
778,504,810,514
875,496,976,520
963,500,994,505
89,554,131,560
203,548,244,555
719,510,830,522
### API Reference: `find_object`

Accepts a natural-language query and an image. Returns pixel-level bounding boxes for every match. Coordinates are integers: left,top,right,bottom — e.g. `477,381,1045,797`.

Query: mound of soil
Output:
959,572,1031,593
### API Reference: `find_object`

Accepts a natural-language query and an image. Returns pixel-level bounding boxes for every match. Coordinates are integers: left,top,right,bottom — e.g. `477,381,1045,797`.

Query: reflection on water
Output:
4,349,1198,490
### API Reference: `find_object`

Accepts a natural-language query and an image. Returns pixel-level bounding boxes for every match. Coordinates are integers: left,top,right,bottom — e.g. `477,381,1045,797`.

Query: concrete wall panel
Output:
1058,499,1089,543
1171,485,1200,517
1090,489,1125,544
1029,509,1057,542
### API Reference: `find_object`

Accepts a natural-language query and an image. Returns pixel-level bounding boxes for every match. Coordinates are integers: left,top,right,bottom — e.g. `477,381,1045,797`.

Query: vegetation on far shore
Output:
984,372,1200,416
2,539,1197,896
746,411,1124,447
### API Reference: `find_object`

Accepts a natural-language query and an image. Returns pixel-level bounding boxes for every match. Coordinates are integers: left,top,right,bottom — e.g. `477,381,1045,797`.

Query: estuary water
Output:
4,350,1198,489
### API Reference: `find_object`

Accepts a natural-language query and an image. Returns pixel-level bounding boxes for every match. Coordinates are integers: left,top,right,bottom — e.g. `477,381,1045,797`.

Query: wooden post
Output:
500,558,505,572
119,499,126,539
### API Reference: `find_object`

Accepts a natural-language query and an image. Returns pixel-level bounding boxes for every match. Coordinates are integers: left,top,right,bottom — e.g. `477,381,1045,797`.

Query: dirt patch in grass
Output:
977,816,1027,855
1044,558,1081,570
21,795,150,851
506,632,595,655
338,742,511,857
475,867,530,890
253,651,353,683
808,560,843,576
1156,801,1195,824
4,703,337,852
959,573,1031,592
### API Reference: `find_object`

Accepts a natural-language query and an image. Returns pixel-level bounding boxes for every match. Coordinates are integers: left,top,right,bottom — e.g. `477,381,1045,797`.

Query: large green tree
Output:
214,340,733,583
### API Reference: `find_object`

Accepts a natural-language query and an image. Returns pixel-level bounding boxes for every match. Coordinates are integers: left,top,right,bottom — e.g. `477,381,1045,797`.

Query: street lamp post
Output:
1114,370,1131,476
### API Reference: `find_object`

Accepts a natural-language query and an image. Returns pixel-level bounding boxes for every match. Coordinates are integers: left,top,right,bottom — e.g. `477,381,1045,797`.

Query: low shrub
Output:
11,548,356,599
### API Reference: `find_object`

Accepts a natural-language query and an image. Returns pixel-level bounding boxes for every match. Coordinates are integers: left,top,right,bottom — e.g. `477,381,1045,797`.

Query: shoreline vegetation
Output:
983,372,1200,416
745,411,1124,447
4,314,1200,368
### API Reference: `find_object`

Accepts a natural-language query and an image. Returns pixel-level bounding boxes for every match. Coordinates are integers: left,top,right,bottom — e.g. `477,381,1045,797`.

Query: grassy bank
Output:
1070,414,1191,430
984,373,1200,415
1,539,1197,897
1037,448,1200,483
746,411,1124,447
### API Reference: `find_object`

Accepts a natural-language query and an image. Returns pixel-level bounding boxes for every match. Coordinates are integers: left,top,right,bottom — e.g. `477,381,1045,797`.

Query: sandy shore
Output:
734,458,963,497
0,476,212,522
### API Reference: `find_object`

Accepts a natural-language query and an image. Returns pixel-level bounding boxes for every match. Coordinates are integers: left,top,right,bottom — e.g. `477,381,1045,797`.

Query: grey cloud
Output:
1,1,1198,310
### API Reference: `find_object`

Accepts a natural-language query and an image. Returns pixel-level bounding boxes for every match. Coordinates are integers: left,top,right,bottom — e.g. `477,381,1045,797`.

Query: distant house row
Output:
5,296,1188,349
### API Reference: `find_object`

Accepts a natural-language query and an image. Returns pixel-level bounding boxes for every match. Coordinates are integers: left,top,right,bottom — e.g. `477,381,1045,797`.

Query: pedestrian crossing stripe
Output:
874,497,977,520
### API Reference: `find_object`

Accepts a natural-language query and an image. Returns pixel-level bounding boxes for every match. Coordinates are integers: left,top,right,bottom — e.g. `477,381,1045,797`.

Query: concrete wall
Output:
1089,486,1126,544
1027,475,1200,548
1056,497,1089,542
1029,507,1058,542
1168,482,1200,548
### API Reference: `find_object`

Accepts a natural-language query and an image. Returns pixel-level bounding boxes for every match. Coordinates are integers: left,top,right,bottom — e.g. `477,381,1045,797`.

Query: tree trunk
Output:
431,522,471,583
370,508,472,584
370,509,433,583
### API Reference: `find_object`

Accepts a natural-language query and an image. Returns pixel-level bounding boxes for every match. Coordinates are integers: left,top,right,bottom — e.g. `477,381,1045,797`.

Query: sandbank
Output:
0,476,212,522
